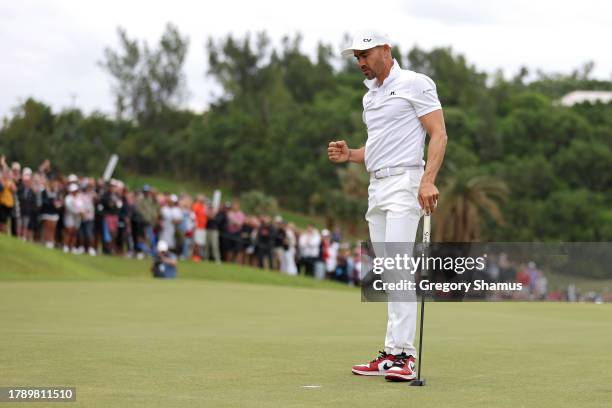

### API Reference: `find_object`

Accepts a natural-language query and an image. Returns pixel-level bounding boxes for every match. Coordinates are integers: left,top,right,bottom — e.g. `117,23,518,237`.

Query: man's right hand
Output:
328,141,350,163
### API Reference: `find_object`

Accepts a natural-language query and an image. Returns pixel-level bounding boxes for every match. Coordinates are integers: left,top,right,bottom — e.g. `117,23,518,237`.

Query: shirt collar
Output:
363,59,401,90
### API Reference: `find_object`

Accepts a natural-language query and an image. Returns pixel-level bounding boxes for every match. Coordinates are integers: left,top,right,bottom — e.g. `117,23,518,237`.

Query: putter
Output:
410,213,430,387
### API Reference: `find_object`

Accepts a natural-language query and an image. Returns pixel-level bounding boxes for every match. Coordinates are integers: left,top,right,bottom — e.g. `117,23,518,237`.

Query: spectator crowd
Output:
2,156,608,302
0,157,362,285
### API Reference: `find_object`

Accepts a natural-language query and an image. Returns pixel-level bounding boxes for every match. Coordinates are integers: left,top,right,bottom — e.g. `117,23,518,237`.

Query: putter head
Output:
410,378,426,386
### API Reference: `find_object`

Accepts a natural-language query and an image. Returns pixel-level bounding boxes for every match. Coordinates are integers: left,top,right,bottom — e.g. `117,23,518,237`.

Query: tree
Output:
434,173,509,242
240,190,279,215
0,99,54,166
100,23,189,125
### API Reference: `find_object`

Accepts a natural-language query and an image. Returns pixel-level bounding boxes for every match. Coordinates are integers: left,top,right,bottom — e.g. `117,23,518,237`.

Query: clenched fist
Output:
328,140,350,163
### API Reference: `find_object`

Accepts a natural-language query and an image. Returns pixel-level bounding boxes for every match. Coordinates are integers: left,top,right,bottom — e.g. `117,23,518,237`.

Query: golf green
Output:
1,279,610,408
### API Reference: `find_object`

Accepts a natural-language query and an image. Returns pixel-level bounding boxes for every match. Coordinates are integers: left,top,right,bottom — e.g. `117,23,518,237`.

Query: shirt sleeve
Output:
407,73,442,117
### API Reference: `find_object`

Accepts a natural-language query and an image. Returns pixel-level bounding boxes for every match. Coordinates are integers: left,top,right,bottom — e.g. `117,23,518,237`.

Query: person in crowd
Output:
40,178,62,248
256,215,274,269
116,181,131,255
323,229,339,279
283,222,298,275
352,246,362,285
136,185,159,256
191,194,207,261
159,194,182,253
225,200,245,263
333,243,353,283
272,215,286,270
205,204,222,264
63,183,83,253
0,157,17,234
217,202,230,261
31,172,45,241
17,168,39,241
242,215,258,266
318,229,330,280
9,161,22,236
298,224,321,276
78,179,97,256
100,179,123,254
151,240,178,279
38,159,54,181
179,194,195,260
126,190,145,259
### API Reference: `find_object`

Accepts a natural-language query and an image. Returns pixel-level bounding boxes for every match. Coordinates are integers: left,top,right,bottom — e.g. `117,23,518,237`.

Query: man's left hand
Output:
418,181,439,215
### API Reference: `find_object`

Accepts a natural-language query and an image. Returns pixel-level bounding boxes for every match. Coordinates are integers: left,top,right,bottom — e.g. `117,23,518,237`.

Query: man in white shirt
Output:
160,194,183,252
298,225,321,276
328,30,447,382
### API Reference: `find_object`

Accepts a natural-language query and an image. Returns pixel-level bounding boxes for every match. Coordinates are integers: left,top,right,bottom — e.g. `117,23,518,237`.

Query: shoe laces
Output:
370,350,388,363
392,352,410,367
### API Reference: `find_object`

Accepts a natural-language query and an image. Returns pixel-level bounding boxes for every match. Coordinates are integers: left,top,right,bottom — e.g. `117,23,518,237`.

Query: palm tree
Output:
434,173,509,242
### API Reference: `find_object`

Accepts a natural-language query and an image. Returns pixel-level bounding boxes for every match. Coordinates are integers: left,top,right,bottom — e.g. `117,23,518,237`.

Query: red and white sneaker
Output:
351,351,396,376
384,353,417,382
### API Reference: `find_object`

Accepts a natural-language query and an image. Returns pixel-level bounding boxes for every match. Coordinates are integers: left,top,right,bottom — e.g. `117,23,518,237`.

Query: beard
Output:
362,68,376,80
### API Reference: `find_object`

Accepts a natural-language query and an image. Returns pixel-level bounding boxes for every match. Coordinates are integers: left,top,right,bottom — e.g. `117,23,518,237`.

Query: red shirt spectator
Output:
192,201,207,229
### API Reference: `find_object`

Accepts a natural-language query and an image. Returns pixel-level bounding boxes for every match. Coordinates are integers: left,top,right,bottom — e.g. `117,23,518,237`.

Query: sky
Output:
1,0,611,118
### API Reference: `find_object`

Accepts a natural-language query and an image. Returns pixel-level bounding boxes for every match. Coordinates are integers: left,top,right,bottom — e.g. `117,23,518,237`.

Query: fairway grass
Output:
1,235,611,407
1,279,611,408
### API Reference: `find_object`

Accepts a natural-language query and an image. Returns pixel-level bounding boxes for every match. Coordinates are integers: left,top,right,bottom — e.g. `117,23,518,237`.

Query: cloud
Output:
1,0,611,118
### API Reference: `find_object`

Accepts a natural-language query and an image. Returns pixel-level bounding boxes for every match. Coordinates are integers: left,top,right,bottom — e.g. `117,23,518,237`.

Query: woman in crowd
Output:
40,179,62,248
63,183,83,253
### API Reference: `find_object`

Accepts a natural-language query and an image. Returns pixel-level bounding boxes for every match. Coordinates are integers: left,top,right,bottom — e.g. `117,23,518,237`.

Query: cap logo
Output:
363,38,372,42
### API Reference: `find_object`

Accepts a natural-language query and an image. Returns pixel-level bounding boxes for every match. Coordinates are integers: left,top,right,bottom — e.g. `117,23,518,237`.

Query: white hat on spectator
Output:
170,194,178,203
157,240,169,252
274,215,283,223
22,167,33,177
68,174,78,183
68,183,79,193
11,162,21,171
321,229,330,237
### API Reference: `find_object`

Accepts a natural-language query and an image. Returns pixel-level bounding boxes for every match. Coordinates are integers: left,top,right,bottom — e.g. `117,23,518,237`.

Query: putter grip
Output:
423,215,431,245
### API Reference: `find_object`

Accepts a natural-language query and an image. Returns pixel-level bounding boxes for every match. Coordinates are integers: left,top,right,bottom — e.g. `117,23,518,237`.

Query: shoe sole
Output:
384,373,416,382
351,369,388,376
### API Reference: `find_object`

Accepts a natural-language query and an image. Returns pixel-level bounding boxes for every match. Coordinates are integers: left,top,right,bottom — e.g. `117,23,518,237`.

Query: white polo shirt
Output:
362,60,442,172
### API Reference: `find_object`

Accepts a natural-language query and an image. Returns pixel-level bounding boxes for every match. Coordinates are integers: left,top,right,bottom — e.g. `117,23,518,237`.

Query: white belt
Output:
370,165,421,180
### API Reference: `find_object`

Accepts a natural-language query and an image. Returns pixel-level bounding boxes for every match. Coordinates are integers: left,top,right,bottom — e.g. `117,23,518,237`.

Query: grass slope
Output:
0,235,349,290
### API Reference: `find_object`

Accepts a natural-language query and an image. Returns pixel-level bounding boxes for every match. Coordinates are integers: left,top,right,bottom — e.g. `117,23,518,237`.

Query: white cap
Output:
68,174,78,183
341,30,391,57
68,183,79,193
321,228,330,237
22,167,33,177
170,194,178,203
157,240,169,252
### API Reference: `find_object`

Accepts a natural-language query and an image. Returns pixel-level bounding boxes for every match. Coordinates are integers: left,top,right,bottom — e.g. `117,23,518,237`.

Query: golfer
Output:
328,30,447,382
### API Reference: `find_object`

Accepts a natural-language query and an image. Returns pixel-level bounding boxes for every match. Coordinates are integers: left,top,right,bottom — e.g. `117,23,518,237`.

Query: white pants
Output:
284,247,298,275
365,168,423,357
